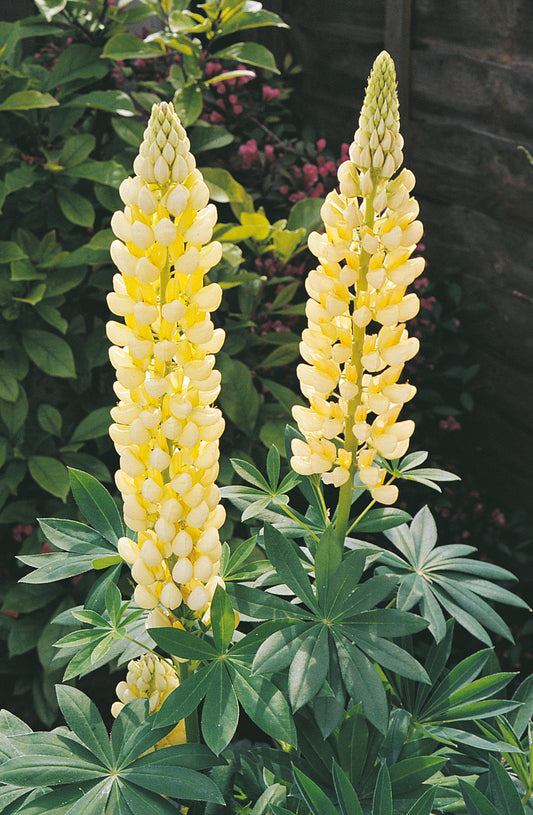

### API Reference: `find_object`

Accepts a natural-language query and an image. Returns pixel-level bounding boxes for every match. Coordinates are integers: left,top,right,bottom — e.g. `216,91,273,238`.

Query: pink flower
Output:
438,416,461,432
233,104,243,115
238,138,260,169
262,85,280,102
340,142,350,162
205,61,222,77
208,111,225,124
279,185,289,195
12,524,33,542
302,163,319,184
316,138,327,152
491,509,506,527
289,191,306,203
264,144,275,162
310,182,324,198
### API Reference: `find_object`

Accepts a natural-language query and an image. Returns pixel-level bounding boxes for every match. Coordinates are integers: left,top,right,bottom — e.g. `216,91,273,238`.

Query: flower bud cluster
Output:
291,52,424,505
111,653,186,748
108,102,225,614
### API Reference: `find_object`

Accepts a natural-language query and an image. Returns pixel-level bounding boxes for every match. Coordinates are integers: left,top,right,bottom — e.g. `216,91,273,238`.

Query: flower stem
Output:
179,660,200,743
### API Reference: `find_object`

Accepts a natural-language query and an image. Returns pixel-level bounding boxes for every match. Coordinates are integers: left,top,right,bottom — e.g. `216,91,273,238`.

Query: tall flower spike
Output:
291,52,424,506
108,102,226,614
111,654,186,748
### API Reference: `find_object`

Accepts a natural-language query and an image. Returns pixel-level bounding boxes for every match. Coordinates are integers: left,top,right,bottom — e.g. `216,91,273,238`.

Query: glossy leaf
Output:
28,456,70,500
212,42,279,73
22,330,75,378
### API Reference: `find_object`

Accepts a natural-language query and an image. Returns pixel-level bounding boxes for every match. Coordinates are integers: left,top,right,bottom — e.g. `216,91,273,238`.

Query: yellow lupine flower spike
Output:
291,52,424,505
111,653,186,748
108,102,226,614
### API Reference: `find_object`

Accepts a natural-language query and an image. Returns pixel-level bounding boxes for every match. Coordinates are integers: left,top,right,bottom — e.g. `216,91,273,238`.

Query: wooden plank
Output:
408,119,533,229
411,47,533,141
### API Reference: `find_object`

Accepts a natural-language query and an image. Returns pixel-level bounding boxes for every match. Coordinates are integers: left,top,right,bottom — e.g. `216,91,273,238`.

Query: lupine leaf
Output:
120,760,224,803
155,664,216,727
263,524,319,613
68,469,123,544
201,662,239,755
0,755,106,785
331,760,363,815
227,580,311,621
288,626,329,711
354,507,411,533
335,637,388,733
458,780,501,815
228,661,297,747
230,458,270,491
292,768,338,815
56,685,111,767
406,787,437,815
314,525,341,610
148,626,218,661
252,623,309,675
373,762,393,815
389,756,447,795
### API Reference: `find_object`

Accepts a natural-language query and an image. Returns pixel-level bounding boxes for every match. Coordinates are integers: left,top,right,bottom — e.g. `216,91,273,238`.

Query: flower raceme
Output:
107,102,226,615
291,51,424,505
111,654,186,748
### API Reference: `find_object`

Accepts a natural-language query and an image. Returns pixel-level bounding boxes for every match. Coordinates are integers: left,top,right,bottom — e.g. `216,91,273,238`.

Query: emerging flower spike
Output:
108,102,226,614
291,52,424,505
111,653,186,748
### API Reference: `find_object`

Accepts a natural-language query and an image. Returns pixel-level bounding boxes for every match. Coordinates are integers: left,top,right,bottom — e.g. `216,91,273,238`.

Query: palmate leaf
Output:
377,506,527,643
0,688,225,813
250,523,428,730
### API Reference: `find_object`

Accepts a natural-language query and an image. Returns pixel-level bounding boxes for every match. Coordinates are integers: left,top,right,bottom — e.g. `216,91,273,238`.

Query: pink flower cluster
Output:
204,61,256,124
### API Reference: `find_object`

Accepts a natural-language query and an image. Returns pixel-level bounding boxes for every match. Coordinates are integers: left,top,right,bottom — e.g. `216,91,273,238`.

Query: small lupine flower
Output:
291,52,424,505
108,102,226,615
111,654,186,748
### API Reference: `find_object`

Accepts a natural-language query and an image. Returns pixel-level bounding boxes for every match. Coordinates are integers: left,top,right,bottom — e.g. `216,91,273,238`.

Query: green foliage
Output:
0,688,225,812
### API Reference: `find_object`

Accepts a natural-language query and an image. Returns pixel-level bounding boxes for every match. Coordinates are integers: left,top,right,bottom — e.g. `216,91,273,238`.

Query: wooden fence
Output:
265,0,533,510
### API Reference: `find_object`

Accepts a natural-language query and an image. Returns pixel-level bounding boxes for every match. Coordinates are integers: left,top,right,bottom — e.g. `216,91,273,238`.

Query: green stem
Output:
160,252,170,310
179,660,200,743
334,181,380,550
277,503,319,542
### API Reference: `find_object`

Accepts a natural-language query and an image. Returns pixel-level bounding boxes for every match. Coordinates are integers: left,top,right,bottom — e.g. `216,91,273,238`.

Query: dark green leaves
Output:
377,506,527,643
0,687,225,810
22,329,75,378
